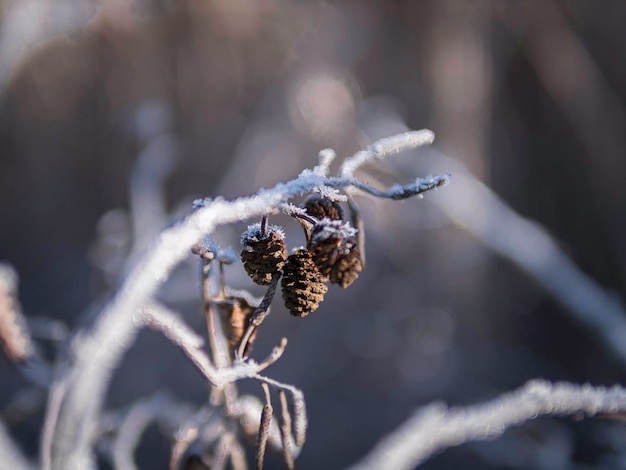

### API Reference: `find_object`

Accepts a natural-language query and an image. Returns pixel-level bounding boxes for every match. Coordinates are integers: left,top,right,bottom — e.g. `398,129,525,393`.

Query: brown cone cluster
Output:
241,225,287,285
307,220,362,288
239,196,362,319
302,194,344,221
281,249,328,317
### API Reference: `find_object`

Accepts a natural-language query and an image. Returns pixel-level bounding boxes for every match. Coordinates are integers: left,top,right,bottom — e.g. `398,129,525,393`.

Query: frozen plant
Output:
35,130,447,469
3,130,626,469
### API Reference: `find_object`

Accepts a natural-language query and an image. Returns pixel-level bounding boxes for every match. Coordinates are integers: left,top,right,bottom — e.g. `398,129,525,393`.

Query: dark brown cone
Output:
215,296,257,356
309,228,362,288
302,194,344,221
241,228,287,285
281,249,328,317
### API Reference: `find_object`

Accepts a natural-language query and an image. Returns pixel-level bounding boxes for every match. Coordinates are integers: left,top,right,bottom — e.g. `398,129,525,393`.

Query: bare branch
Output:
278,391,294,470
255,383,272,470
348,380,626,470
136,303,219,386
253,375,307,453
256,338,288,373
112,394,182,470
427,149,626,365
227,436,248,470
200,258,231,371
40,369,70,470
236,275,281,360
314,148,337,176
340,130,435,179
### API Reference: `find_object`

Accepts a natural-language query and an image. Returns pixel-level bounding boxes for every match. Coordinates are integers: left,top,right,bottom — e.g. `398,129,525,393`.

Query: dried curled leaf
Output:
215,295,258,356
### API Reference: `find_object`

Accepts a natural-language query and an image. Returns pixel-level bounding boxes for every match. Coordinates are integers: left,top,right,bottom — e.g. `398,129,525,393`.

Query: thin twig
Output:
253,375,307,453
255,383,273,470
340,130,435,179
326,174,450,200
201,260,229,371
260,216,268,238
256,338,288,373
236,275,281,360
40,368,70,470
228,437,249,470
137,302,220,386
346,195,366,268
236,395,284,453
278,390,294,470
425,148,626,365
111,394,182,470
347,380,626,470
314,148,337,176
212,431,234,470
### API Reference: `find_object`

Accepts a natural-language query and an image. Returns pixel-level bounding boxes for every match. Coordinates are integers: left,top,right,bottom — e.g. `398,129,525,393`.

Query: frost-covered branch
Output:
427,151,626,365
340,130,435,179
48,131,439,469
348,380,626,470
135,303,219,385
110,394,192,470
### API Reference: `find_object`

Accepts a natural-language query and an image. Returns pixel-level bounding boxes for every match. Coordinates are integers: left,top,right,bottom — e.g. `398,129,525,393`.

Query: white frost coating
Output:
387,174,451,199
340,130,435,179
198,237,240,264
47,132,436,468
241,222,286,244
111,395,168,470
315,185,348,202
279,202,309,218
310,219,357,242
298,169,347,202
314,148,337,176
0,420,33,470
348,380,626,470
137,303,205,349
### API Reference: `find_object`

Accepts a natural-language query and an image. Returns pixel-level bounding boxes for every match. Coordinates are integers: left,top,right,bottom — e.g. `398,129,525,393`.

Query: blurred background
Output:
2,0,626,468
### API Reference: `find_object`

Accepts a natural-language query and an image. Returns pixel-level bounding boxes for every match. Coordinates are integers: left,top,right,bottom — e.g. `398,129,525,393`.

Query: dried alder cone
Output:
241,224,287,285
281,249,328,317
302,194,344,221
308,219,362,288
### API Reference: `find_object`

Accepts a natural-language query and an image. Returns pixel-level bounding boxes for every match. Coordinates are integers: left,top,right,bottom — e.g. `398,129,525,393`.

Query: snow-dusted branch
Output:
427,151,626,364
340,130,435,179
136,303,219,385
110,394,193,470
47,131,439,469
348,380,626,470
